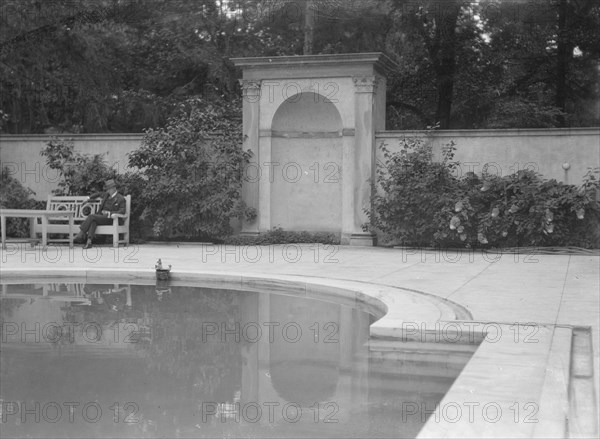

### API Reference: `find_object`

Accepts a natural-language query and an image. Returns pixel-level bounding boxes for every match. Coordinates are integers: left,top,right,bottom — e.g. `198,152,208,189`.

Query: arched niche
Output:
270,92,344,232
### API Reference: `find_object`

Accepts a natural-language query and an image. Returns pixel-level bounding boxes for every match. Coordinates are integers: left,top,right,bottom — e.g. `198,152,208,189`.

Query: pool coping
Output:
0,268,583,438
0,268,472,332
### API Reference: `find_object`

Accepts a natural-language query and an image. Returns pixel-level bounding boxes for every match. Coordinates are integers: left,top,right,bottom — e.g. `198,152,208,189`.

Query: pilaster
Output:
351,76,379,246
239,79,261,235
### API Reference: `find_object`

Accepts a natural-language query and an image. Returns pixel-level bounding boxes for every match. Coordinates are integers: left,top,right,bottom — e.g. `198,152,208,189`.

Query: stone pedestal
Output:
232,53,396,246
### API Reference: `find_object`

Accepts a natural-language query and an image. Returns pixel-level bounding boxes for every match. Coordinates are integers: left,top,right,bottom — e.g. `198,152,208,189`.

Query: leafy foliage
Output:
367,136,459,247
40,137,117,195
3,0,598,133
367,137,600,248
456,168,600,248
0,167,43,237
128,98,255,239
385,0,600,129
222,227,340,245
0,0,240,134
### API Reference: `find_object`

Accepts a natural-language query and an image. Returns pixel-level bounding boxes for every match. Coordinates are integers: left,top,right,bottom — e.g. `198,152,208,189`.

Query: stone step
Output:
369,338,479,354
369,356,468,379
368,370,457,395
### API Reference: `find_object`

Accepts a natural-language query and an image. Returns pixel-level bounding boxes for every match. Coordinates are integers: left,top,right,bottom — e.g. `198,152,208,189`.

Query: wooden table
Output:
0,209,75,249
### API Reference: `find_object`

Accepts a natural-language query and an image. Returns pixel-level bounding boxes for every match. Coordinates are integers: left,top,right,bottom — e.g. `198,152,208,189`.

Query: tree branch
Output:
387,100,433,127
0,3,139,57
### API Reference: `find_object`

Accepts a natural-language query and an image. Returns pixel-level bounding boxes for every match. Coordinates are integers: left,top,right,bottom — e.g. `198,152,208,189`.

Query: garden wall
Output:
0,134,143,200
1,128,598,201
376,127,600,185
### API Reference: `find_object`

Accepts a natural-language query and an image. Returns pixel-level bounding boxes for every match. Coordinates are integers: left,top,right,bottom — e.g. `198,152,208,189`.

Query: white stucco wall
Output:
2,128,598,204
376,128,600,185
0,134,143,200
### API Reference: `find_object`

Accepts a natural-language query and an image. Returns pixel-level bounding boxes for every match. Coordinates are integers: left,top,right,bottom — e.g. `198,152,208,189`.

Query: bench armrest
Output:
111,214,128,218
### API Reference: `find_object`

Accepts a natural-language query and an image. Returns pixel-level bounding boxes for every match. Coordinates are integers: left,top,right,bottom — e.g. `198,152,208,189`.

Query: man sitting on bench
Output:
74,179,126,249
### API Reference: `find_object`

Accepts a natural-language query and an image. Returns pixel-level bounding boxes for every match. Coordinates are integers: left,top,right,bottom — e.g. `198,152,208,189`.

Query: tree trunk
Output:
432,0,460,129
304,0,315,55
555,0,569,127
435,61,456,130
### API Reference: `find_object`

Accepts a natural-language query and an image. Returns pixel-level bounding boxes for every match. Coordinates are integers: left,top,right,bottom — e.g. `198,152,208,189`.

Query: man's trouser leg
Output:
76,215,102,242
79,215,95,234
86,214,113,240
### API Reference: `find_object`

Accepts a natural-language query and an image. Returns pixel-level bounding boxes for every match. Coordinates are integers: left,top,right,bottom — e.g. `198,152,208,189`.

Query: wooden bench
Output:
33,195,131,247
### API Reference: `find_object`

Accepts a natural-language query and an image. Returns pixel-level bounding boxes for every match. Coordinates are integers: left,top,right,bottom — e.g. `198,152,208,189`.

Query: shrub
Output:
0,167,43,237
366,136,459,247
128,98,255,240
40,137,117,195
460,168,600,248
222,227,340,245
113,171,147,240
366,136,600,249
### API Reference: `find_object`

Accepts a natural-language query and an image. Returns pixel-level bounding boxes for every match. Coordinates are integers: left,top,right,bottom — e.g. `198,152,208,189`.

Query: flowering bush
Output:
366,136,600,248
446,169,599,248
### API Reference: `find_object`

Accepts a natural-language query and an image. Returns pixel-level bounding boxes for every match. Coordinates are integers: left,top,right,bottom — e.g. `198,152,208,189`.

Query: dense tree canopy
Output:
1,0,598,133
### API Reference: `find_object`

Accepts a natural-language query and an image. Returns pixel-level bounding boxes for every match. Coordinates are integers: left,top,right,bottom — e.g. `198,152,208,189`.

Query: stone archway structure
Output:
232,53,396,246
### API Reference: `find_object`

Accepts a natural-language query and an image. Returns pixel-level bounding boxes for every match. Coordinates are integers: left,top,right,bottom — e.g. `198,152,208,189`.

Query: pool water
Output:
0,282,476,438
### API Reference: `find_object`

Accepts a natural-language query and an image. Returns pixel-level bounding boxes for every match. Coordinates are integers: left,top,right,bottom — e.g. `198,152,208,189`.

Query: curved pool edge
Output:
0,267,472,335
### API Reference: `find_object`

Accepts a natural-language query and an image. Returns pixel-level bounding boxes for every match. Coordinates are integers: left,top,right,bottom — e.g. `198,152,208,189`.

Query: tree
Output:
423,0,461,129
0,0,151,133
477,0,600,128
2,0,598,133
386,0,476,129
553,0,600,126
0,0,247,133
384,0,600,129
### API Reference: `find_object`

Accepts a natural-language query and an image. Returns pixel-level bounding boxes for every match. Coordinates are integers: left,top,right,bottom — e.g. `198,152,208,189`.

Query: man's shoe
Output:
74,232,86,244
83,240,93,249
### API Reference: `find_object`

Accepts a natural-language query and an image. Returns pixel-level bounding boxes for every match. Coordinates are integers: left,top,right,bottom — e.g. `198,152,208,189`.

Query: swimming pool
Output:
0,279,478,438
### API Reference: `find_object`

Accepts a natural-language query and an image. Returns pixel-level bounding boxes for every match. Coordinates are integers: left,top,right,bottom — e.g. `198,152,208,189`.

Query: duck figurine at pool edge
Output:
155,259,172,280
155,259,172,271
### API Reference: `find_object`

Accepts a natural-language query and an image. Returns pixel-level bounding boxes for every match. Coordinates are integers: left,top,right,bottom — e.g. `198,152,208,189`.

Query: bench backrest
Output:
46,195,131,223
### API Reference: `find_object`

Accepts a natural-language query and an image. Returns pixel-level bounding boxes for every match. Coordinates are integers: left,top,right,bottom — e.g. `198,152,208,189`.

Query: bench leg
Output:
69,215,74,248
1,215,6,250
113,230,119,248
41,216,48,249
29,218,36,239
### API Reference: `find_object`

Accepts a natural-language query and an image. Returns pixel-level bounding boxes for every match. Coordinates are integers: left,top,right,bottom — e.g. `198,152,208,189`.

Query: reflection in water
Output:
0,282,474,438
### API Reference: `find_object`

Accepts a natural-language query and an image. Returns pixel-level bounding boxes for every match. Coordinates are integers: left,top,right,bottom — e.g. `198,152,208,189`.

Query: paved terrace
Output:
1,243,598,437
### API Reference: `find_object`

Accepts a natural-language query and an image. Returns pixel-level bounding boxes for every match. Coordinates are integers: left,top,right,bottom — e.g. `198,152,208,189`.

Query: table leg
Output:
41,215,48,249
1,215,6,250
68,215,74,248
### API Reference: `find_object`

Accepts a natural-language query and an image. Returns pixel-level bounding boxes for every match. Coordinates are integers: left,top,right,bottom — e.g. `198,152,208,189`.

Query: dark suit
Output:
79,192,126,239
